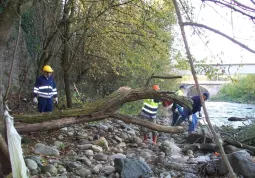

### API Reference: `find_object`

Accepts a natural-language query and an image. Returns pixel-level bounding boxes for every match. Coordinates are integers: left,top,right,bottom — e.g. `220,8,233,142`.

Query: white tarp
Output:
5,110,29,178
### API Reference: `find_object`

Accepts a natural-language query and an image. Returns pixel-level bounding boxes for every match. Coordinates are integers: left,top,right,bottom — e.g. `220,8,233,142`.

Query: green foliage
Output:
214,74,255,103
118,100,143,115
21,8,42,59
72,0,177,97
58,143,65,150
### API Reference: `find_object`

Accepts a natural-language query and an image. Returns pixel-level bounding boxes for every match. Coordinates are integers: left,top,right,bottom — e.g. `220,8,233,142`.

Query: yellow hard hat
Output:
43,65,53,72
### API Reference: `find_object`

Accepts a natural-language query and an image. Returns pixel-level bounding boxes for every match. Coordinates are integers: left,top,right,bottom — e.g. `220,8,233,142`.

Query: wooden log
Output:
13,87,192,123
224,138,255,153
16,112,185,134
183,143,218,153
228,117,248,121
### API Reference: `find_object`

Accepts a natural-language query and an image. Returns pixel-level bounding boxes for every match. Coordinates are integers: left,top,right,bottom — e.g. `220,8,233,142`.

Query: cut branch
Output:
145,74,182,86
15,113,185,134
111,113,185,133
182,22,255,54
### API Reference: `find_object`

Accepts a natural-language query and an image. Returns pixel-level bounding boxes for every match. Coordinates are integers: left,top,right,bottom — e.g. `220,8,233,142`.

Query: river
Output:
201,102,255,128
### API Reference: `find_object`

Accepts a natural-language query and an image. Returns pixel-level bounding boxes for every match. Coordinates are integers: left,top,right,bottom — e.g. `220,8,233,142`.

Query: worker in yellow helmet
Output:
33,65,58,112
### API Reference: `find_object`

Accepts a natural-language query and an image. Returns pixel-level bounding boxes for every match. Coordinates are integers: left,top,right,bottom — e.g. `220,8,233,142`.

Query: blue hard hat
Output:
180,84,186,89
203,92,210,100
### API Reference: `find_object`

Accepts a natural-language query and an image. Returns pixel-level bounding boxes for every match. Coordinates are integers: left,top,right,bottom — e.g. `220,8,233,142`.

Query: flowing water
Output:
201,102,255,128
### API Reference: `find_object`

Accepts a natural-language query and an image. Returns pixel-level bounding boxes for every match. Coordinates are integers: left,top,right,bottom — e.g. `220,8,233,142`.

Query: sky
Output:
174,0,255,64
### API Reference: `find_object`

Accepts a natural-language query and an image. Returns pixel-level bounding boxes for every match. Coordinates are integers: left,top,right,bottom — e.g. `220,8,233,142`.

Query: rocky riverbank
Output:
20,117,255,178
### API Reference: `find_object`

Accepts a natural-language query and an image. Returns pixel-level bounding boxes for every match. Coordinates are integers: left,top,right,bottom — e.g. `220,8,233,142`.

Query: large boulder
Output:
216,150,255,177
114,158,152,178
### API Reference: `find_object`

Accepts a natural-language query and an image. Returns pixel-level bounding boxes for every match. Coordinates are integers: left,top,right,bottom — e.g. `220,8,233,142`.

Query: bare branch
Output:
202,0,255,22
111,113,185,133
172,0,236,177
183,22,255,54
145,74,182,87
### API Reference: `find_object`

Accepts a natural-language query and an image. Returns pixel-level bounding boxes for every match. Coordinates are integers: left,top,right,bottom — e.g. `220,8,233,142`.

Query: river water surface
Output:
201,102,255,128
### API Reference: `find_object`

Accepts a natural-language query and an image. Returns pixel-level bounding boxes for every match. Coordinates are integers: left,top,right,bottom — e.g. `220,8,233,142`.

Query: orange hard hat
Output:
152,85,160,91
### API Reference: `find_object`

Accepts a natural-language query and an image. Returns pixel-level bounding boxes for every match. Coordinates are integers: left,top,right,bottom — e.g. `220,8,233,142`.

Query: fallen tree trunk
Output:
16,113,185,134
13,87,191,133
14,87,192,123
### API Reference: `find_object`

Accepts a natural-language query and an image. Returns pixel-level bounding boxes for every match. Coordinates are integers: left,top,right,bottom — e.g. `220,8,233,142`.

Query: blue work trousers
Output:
38,97,53,112
188,114,198,133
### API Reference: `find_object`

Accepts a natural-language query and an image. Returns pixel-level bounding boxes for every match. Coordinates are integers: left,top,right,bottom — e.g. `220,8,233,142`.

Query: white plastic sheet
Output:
5,110,29,178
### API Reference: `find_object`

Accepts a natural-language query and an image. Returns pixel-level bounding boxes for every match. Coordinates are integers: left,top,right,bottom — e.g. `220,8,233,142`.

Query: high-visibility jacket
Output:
33,75,57,99
176,89,183,96
141,99,159,119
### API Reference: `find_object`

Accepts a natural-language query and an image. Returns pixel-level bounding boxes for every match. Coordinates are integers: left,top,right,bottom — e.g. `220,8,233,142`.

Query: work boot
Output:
143,134,148,143
152,135,157,144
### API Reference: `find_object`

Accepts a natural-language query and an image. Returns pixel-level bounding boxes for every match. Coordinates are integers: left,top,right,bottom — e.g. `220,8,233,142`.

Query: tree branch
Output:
202,0,255,22
145,74,182,87
111,112,185,133
182,22,255,54
172,0,236,177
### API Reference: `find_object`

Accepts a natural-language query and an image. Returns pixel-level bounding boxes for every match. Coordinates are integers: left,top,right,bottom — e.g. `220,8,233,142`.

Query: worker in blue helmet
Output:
175,92,210,133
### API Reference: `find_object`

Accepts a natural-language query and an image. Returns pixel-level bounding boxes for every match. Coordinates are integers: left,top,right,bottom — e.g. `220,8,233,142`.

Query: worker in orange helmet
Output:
140,85,171,144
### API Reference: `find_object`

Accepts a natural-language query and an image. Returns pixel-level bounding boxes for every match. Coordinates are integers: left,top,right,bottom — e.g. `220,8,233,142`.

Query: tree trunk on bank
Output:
14,87,192,133
0,134,11,176
0,4,18,47
60,0,74,108
63,68,72,108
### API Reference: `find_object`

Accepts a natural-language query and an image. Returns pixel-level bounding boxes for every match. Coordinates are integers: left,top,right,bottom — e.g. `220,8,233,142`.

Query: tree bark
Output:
14,87,192,133
0,3,18,47
61,0,74,108
224,138,255,153
0,134,11,176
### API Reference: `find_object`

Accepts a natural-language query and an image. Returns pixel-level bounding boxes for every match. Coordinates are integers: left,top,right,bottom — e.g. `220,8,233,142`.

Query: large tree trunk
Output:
0,134,11,176
63,66,72,108
0,3,18,47
14,87,192,133
60,0,74,108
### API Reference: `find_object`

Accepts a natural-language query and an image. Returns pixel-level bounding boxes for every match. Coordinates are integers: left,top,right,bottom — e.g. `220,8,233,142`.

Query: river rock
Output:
85,150,94,156
41,164,58,176
75,167,91,177
219,150,255,177
34,143,59,156
77,156,92,166
114,158,152,178
101,166,115,175
94,153,108,161
113,135,123,143
109,153,126,160
24,155,43,167
165,162,183,171
66,150,77,157
92,145,103,152
92,164,103,174
77,144,92,150
25,159,38,170
94,137,109,150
